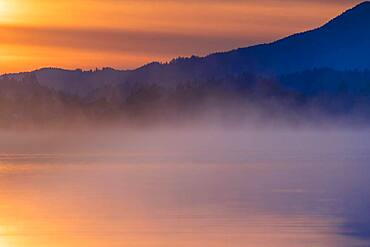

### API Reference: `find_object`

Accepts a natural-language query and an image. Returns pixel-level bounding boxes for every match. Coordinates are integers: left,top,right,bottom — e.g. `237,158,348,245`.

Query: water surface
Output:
0,129,369,247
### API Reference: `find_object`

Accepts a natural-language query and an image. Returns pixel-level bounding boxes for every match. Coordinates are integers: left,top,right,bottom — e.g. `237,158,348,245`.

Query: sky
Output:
0,0,362,73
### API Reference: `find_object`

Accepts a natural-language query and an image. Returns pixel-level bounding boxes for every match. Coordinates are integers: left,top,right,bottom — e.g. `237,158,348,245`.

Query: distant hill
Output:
124,1,370,84
1,2,370,127
3,1,370,95
4,68,126,96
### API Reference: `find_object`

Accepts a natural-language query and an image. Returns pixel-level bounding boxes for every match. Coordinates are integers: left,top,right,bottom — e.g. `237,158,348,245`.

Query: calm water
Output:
0,129,369,247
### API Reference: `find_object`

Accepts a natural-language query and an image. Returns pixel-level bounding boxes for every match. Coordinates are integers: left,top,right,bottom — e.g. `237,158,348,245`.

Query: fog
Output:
1,124,370,156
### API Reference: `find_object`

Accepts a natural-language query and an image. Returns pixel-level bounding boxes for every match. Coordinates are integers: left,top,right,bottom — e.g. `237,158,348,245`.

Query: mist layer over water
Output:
0,126,369,247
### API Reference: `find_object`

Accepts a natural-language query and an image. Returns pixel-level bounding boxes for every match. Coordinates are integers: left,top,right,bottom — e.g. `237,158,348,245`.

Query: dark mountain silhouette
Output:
127,0,370,83
1,2,370,128
3,1,370,95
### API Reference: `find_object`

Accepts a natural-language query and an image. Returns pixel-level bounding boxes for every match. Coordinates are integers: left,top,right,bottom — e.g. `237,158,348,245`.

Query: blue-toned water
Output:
0,128,369,247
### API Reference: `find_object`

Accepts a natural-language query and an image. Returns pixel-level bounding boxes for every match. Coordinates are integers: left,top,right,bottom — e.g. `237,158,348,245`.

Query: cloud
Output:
0,25,271,56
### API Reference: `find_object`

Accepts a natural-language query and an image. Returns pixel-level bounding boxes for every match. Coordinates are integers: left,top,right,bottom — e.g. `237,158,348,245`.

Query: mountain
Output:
3,1,370,95
5,67,127,96
1,2,370,128
125,1,370,83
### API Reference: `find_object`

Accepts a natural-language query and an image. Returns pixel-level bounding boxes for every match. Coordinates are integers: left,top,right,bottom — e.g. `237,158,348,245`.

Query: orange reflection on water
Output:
0,157,364,247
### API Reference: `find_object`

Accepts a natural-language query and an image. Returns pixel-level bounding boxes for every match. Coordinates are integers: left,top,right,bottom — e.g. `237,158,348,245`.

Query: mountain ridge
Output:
2,1,370,96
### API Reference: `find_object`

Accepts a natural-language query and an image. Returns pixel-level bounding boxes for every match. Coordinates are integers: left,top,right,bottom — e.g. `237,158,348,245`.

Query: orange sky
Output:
0,0,361,73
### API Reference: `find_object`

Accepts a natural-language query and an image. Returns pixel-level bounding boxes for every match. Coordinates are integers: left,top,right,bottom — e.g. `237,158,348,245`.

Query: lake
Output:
0,128,369,247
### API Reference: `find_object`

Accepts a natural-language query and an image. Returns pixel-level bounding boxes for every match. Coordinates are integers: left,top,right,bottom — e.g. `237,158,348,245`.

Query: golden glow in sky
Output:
0,0,361,73
0,0,14,21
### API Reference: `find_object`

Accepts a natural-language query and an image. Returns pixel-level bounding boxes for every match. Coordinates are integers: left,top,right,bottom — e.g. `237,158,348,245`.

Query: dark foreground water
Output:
0,129,369,247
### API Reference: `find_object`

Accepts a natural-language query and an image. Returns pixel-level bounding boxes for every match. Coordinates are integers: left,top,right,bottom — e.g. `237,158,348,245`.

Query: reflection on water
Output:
0,129,369,247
